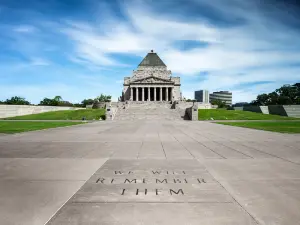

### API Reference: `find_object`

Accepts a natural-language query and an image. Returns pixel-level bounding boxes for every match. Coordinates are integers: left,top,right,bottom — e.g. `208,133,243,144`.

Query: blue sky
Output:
1,0,300,104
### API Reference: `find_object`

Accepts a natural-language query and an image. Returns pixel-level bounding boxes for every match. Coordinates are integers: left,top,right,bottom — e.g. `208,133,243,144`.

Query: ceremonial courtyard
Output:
0,120,300,225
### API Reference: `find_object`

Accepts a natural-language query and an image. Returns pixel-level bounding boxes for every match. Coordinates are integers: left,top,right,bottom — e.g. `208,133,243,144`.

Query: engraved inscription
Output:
120,189,184,195
95,177,206,184
96,170,209,197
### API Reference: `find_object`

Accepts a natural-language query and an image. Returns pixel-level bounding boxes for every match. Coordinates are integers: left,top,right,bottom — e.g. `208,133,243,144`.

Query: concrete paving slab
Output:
0,180,84,225
0,158,108,180
202,141,252,159
203,158,300,181
111,142,141,159
47,203,257,225
241,141,300,163
0,120,299,224
216,141,276,159
219,180,300,225
72,183,233,203
180,142,225,159
162,141,194,159
97,159,207,171
138,142,165,159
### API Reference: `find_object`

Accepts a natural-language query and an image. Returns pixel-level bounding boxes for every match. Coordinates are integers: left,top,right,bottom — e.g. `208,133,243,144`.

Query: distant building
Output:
195,90,210,103
195,90,209,103
210,91,232,105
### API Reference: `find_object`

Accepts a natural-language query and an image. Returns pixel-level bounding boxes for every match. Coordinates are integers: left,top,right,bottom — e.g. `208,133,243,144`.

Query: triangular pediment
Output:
131,76,174,84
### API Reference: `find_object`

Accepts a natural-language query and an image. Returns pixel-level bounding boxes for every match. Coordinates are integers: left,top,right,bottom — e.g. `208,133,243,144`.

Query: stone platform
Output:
0,121,300,224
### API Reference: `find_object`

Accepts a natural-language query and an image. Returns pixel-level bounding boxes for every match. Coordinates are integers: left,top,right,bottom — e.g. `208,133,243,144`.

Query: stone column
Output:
154,87,157,101
160,87,162,101
170,87,173,101
136,87,139,102
130,87,133,101
142,87,144,101
166,87,169,101
148,87,150,101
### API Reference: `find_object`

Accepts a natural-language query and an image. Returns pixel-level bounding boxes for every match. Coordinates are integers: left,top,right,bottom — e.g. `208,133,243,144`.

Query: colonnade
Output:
130,86,173,101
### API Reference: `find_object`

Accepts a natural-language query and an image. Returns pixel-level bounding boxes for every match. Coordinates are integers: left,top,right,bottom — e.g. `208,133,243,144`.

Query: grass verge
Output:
0,121,83,134
2,109,105,120
198,109,298,120
217,121,300,133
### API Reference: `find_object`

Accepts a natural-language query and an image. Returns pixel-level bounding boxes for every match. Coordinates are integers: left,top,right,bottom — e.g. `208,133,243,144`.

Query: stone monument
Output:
122,50,181,102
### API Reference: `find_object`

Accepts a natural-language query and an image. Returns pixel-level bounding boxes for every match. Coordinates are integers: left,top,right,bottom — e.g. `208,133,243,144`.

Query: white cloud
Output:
13,25,37,33
30,57,50,66
2,0,300,103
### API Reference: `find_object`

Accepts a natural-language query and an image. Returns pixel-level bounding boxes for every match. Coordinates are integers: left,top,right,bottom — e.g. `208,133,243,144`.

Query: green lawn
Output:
198,109,298,120
217,121,300,133
0,121,83,134
2,109,105,120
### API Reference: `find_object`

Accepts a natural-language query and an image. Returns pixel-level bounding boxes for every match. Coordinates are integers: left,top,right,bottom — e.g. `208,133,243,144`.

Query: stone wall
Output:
0,105,84,118
134,66,171,79
173,85,181,101
268,105,300,118
185,104,198,121
260,106,270,114
268,105,288,117
233,107,244,111
236,105,300,118
283,105,300,118
243,106,269,114
105,102,119,120
176,102,194,110
198,103,212,109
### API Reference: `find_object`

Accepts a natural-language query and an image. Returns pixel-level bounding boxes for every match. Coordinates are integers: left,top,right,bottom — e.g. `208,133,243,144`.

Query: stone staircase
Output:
114,102,184,121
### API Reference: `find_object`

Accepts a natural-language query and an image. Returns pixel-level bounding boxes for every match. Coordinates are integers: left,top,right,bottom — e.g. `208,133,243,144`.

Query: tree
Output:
232,102,249,107
267,92,279,105
96,94,111,102
39,96,65,106
53,96,62,102
276,85,297,103
81,99,95,107
39,98,57,106
58,101,73,107
4,96,30,105
186,99,194,102
211,99,226,108
251,83,300,105
256,93,269,105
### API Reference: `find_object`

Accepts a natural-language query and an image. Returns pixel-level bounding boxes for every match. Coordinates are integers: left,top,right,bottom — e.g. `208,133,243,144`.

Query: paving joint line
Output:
203,164,261,225
44,158,109,225
178,128,227,159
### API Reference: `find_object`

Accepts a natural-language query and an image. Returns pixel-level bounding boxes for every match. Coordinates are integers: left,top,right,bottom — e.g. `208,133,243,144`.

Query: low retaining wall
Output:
243,106,269,114
283,105,300,118
235,105,300,118
185,104,198,121
0,105,84,118
269,105,300,118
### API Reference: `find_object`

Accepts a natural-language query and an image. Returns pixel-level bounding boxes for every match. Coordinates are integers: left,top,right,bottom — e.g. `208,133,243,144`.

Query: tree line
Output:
0,94,112,107
249,83,300,106
233,83,300,107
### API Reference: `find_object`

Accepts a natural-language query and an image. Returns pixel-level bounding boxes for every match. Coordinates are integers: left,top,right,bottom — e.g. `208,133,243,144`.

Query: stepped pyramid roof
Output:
138,50,166,67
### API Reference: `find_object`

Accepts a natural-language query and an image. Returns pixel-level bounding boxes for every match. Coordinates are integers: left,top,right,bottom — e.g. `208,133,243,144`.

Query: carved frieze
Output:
130,76,174,84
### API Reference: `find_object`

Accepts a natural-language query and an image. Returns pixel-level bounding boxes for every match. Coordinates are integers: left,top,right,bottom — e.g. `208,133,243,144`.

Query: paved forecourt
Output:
0,120,300,225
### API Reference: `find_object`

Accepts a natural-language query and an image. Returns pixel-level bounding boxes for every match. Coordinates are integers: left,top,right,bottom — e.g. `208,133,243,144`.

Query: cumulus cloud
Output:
56,0,300,102
1,0,300,103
